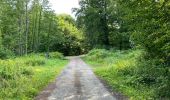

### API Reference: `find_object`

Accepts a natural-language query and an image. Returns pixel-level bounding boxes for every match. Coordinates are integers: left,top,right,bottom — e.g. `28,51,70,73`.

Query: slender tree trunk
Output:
34,7,39,52
46,18,52,58
18,17,22,56
104,0,109,48
25,0,29,55
0,4,2,47
0,32,1,45
17,0,24,56
0,2,1,45
119,37,122,50
32,7,38,52
31,11,35,52
37,6,42,52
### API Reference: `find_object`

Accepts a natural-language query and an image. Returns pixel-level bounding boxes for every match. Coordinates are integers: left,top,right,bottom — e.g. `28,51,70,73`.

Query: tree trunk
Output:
103,0,110,49
35,6,39,52
37,6,42,52
46,18,52,58
18,17,22,56
25,0,29,55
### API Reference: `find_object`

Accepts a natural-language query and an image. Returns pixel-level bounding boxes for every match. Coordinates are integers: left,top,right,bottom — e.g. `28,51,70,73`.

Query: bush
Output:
0,54,67,99
0,60,33,80
0,60,33,98
24,56,46,66
86,49,110,61
0,59,34,99
134,60,170,98
113,54,170,98
85,49,170,99
0,48,14,59
49,52,64,59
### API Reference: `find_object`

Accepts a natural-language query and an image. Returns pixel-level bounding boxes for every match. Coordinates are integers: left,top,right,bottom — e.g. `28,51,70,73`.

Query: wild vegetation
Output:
84,49,169,99
0,52,67,99
0,0,80,99
74,0,170,63
74,0,170,99
0,0,83,57
0,0,169,99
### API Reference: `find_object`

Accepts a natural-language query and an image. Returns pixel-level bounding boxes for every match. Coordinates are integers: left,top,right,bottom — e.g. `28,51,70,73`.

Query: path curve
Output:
36,57,116,100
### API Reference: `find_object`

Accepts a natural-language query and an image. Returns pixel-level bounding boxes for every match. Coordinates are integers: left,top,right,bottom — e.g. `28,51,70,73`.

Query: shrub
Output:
0,48,14,59
86,49,110,61
49,52,64,59
0,53,67,99
134,59,170,98
0,60,33,80
24,57,46,66
85,49,170,99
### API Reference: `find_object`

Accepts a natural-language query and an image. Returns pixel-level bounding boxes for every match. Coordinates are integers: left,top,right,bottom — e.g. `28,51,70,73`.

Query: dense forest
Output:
74,0,170,62
0,0,83,57
0,0,170,99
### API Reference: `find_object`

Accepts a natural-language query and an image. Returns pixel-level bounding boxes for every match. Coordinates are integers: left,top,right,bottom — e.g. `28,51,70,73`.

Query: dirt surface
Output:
36,57,117,100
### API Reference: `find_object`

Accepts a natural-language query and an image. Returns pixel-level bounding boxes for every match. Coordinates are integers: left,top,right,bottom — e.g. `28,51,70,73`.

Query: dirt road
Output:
36,57,116,100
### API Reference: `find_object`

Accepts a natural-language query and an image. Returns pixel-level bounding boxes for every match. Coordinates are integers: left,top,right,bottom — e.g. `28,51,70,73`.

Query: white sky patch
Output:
49,0,80,17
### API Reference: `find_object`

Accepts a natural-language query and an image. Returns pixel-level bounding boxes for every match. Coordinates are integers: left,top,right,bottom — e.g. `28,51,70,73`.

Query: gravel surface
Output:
36,57,116,100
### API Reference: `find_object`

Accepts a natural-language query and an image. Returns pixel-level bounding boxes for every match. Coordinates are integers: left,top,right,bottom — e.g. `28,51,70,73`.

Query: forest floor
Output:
35,57,125,100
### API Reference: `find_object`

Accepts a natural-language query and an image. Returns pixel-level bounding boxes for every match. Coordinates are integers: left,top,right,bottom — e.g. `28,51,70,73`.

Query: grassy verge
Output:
0,53,68,100
83,49,170,100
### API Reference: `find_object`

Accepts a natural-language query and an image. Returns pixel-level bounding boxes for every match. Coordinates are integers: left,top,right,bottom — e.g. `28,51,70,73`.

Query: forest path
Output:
36,57,116,100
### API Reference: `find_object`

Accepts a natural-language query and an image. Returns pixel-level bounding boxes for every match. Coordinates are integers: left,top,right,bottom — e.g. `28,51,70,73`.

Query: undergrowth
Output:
0,53,68,100
84,49,170,100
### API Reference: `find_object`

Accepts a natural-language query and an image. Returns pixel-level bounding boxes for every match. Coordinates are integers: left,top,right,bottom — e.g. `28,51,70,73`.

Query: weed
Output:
0,54,68,99
84,49,170,99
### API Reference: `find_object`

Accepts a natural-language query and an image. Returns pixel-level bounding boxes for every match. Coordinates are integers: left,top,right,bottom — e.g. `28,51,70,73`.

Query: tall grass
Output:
0,53,68,99
84,49,170,99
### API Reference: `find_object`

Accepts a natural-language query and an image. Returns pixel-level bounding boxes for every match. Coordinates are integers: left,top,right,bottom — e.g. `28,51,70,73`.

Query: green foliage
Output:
49,52,64,59
133,59,170,98
85,49,170,99
0,54,68,99
38,14,84,56
75,0,131,50
75,0,111,48
75,0,169,62
54,14,84,56
86,49,110,62
24,56,46,66
0,60,32,80
0,0,84,56
113,0,170,63
0,47,14,59
0,60,34,99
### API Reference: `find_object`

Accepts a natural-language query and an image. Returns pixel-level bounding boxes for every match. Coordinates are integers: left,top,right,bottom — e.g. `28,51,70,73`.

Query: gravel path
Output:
36,57,116,100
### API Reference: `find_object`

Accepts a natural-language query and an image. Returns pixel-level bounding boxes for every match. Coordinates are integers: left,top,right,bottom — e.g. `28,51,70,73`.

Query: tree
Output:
74,0,110,49
117,0,170,62
74,0,131,50
0,0,3,47
25,0,29,55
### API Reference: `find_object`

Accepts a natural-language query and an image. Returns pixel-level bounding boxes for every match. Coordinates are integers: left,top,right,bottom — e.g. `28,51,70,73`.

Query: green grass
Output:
84,49,170,100
0,54,68,100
